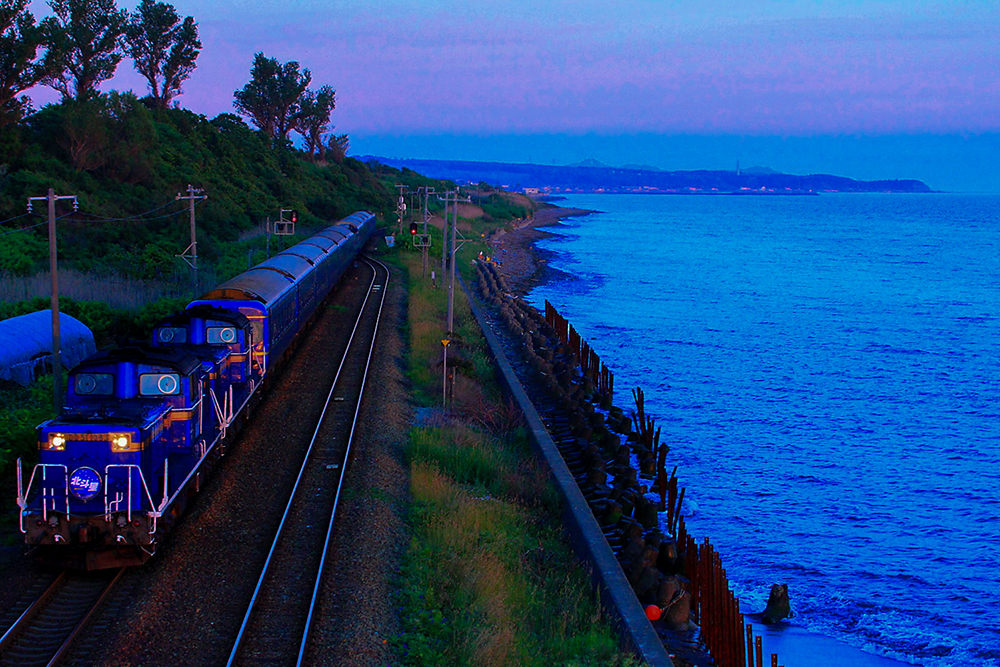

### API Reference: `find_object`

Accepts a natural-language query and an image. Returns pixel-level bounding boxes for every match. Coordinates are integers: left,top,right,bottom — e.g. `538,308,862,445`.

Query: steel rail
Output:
0,568,126,667
46,567,128,666
226,258,385,667
296,256,389,665
0,573,67,654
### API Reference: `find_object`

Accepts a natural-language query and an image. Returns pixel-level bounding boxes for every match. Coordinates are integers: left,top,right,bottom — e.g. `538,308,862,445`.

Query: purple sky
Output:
25,0,1000,190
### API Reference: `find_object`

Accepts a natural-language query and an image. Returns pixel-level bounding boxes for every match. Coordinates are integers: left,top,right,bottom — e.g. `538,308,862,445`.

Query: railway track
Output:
226,256,389,667
0,568,126,667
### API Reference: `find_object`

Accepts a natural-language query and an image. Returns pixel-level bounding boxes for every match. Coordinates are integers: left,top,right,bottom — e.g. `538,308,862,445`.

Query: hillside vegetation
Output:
0,97,402,283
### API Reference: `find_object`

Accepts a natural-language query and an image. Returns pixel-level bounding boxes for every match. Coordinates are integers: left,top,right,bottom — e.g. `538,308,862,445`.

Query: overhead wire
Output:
0,220,47,237
0,199,189,236
0,212,33,226
76,198,185,222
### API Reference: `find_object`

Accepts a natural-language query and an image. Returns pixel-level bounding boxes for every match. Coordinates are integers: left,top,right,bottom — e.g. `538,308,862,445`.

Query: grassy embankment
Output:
390,197,645,666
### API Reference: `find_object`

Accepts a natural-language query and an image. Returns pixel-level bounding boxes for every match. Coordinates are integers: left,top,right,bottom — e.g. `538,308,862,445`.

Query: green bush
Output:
0,378,54,478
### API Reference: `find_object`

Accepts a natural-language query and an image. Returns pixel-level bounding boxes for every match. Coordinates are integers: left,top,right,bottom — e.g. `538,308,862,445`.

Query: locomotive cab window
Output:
157,327,187,343
206,326,237,344
75,373,114,396
139,372,182,396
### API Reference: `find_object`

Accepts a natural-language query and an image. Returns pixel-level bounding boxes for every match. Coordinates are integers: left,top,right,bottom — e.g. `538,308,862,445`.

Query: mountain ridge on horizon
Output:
360,155,934,193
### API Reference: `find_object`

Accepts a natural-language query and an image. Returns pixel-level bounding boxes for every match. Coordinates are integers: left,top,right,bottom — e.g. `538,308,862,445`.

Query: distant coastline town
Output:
362,156,934,195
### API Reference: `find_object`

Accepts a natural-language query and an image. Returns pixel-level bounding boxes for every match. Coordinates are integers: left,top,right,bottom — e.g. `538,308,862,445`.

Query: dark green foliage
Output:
0,99,399,280
295,84,335,161
0,377,54,477
124,0,200,109
478,192,531,222
39,0,128,100
0,0,52,127
233,52,310,142
0,294,185,347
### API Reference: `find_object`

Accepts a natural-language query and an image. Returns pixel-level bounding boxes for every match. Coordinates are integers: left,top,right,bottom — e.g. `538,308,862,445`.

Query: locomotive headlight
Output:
48,434,66,451
108,433,135,451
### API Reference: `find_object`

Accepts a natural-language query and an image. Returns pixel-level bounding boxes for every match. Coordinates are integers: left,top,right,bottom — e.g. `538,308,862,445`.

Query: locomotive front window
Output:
207,326,237,344
139,372,181,396
157,327,187,343
75,373,114,396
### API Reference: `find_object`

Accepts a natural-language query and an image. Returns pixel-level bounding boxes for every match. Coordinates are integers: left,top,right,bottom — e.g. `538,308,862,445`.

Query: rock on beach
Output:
488,203,594,295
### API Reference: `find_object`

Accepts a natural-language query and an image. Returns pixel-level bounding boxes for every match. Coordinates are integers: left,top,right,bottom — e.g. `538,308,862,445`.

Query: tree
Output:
295,85,335,161
40,0,127,100
123,0,200,110
233,52,311,143
326,132,349,164
0,0,53,126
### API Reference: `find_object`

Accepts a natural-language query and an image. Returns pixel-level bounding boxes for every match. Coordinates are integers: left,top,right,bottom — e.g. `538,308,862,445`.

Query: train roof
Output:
314,227,350,244
191,211,375,307
256,253,315,281
198,267,294,305
282,242,327,265
297,236,338,253
76,344,203,376
158,304,250,328
340,211,375,230
48,400,171,428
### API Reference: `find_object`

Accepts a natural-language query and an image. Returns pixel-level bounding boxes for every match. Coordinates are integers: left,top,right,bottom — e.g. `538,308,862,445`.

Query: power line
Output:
0,212,33,226
71,207,187,223
0,220,47,237
72,198,191,222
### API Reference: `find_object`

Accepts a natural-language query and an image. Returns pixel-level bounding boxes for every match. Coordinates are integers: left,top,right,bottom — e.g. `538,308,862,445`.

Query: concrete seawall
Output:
462,277,674,667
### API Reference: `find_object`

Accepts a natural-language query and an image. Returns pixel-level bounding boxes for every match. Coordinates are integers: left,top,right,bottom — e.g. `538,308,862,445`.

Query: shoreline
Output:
487,203,594,295
488,197,917,667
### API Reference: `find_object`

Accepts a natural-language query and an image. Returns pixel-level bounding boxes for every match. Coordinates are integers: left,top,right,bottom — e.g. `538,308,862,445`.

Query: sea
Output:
524,193,1000,667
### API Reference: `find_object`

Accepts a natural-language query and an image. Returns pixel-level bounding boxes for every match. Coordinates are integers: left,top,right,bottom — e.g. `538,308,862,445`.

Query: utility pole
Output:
440,190,450,286
415,186,434,278
27,189,77,413
175,185,207,296
438,189,471,335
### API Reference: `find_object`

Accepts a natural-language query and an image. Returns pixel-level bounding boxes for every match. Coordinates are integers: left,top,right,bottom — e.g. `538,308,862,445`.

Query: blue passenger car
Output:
189,212,376,378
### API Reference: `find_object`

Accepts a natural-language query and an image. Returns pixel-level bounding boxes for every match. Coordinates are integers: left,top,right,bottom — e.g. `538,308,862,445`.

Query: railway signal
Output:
275,208,296,235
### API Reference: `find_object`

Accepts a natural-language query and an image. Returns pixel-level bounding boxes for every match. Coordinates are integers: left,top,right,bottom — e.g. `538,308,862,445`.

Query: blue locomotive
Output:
16,212,376,569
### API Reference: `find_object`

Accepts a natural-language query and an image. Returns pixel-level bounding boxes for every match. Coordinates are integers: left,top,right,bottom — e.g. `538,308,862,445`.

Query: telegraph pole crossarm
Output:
27,189,78,413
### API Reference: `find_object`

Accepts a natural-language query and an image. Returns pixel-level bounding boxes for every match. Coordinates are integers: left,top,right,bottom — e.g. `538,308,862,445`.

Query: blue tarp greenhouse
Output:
0,310,96,387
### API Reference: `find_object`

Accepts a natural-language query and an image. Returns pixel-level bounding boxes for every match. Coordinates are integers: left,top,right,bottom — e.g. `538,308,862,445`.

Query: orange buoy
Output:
645,605,662,621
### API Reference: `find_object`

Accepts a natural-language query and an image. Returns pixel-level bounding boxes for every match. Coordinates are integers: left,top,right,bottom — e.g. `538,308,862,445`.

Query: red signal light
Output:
409,222,418,235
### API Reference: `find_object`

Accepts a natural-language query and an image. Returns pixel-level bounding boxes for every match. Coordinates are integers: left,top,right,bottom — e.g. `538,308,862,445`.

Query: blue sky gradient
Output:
26,0,1000,190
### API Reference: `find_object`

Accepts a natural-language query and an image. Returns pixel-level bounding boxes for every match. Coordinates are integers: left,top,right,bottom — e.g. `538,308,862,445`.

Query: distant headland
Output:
360,156,934,195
